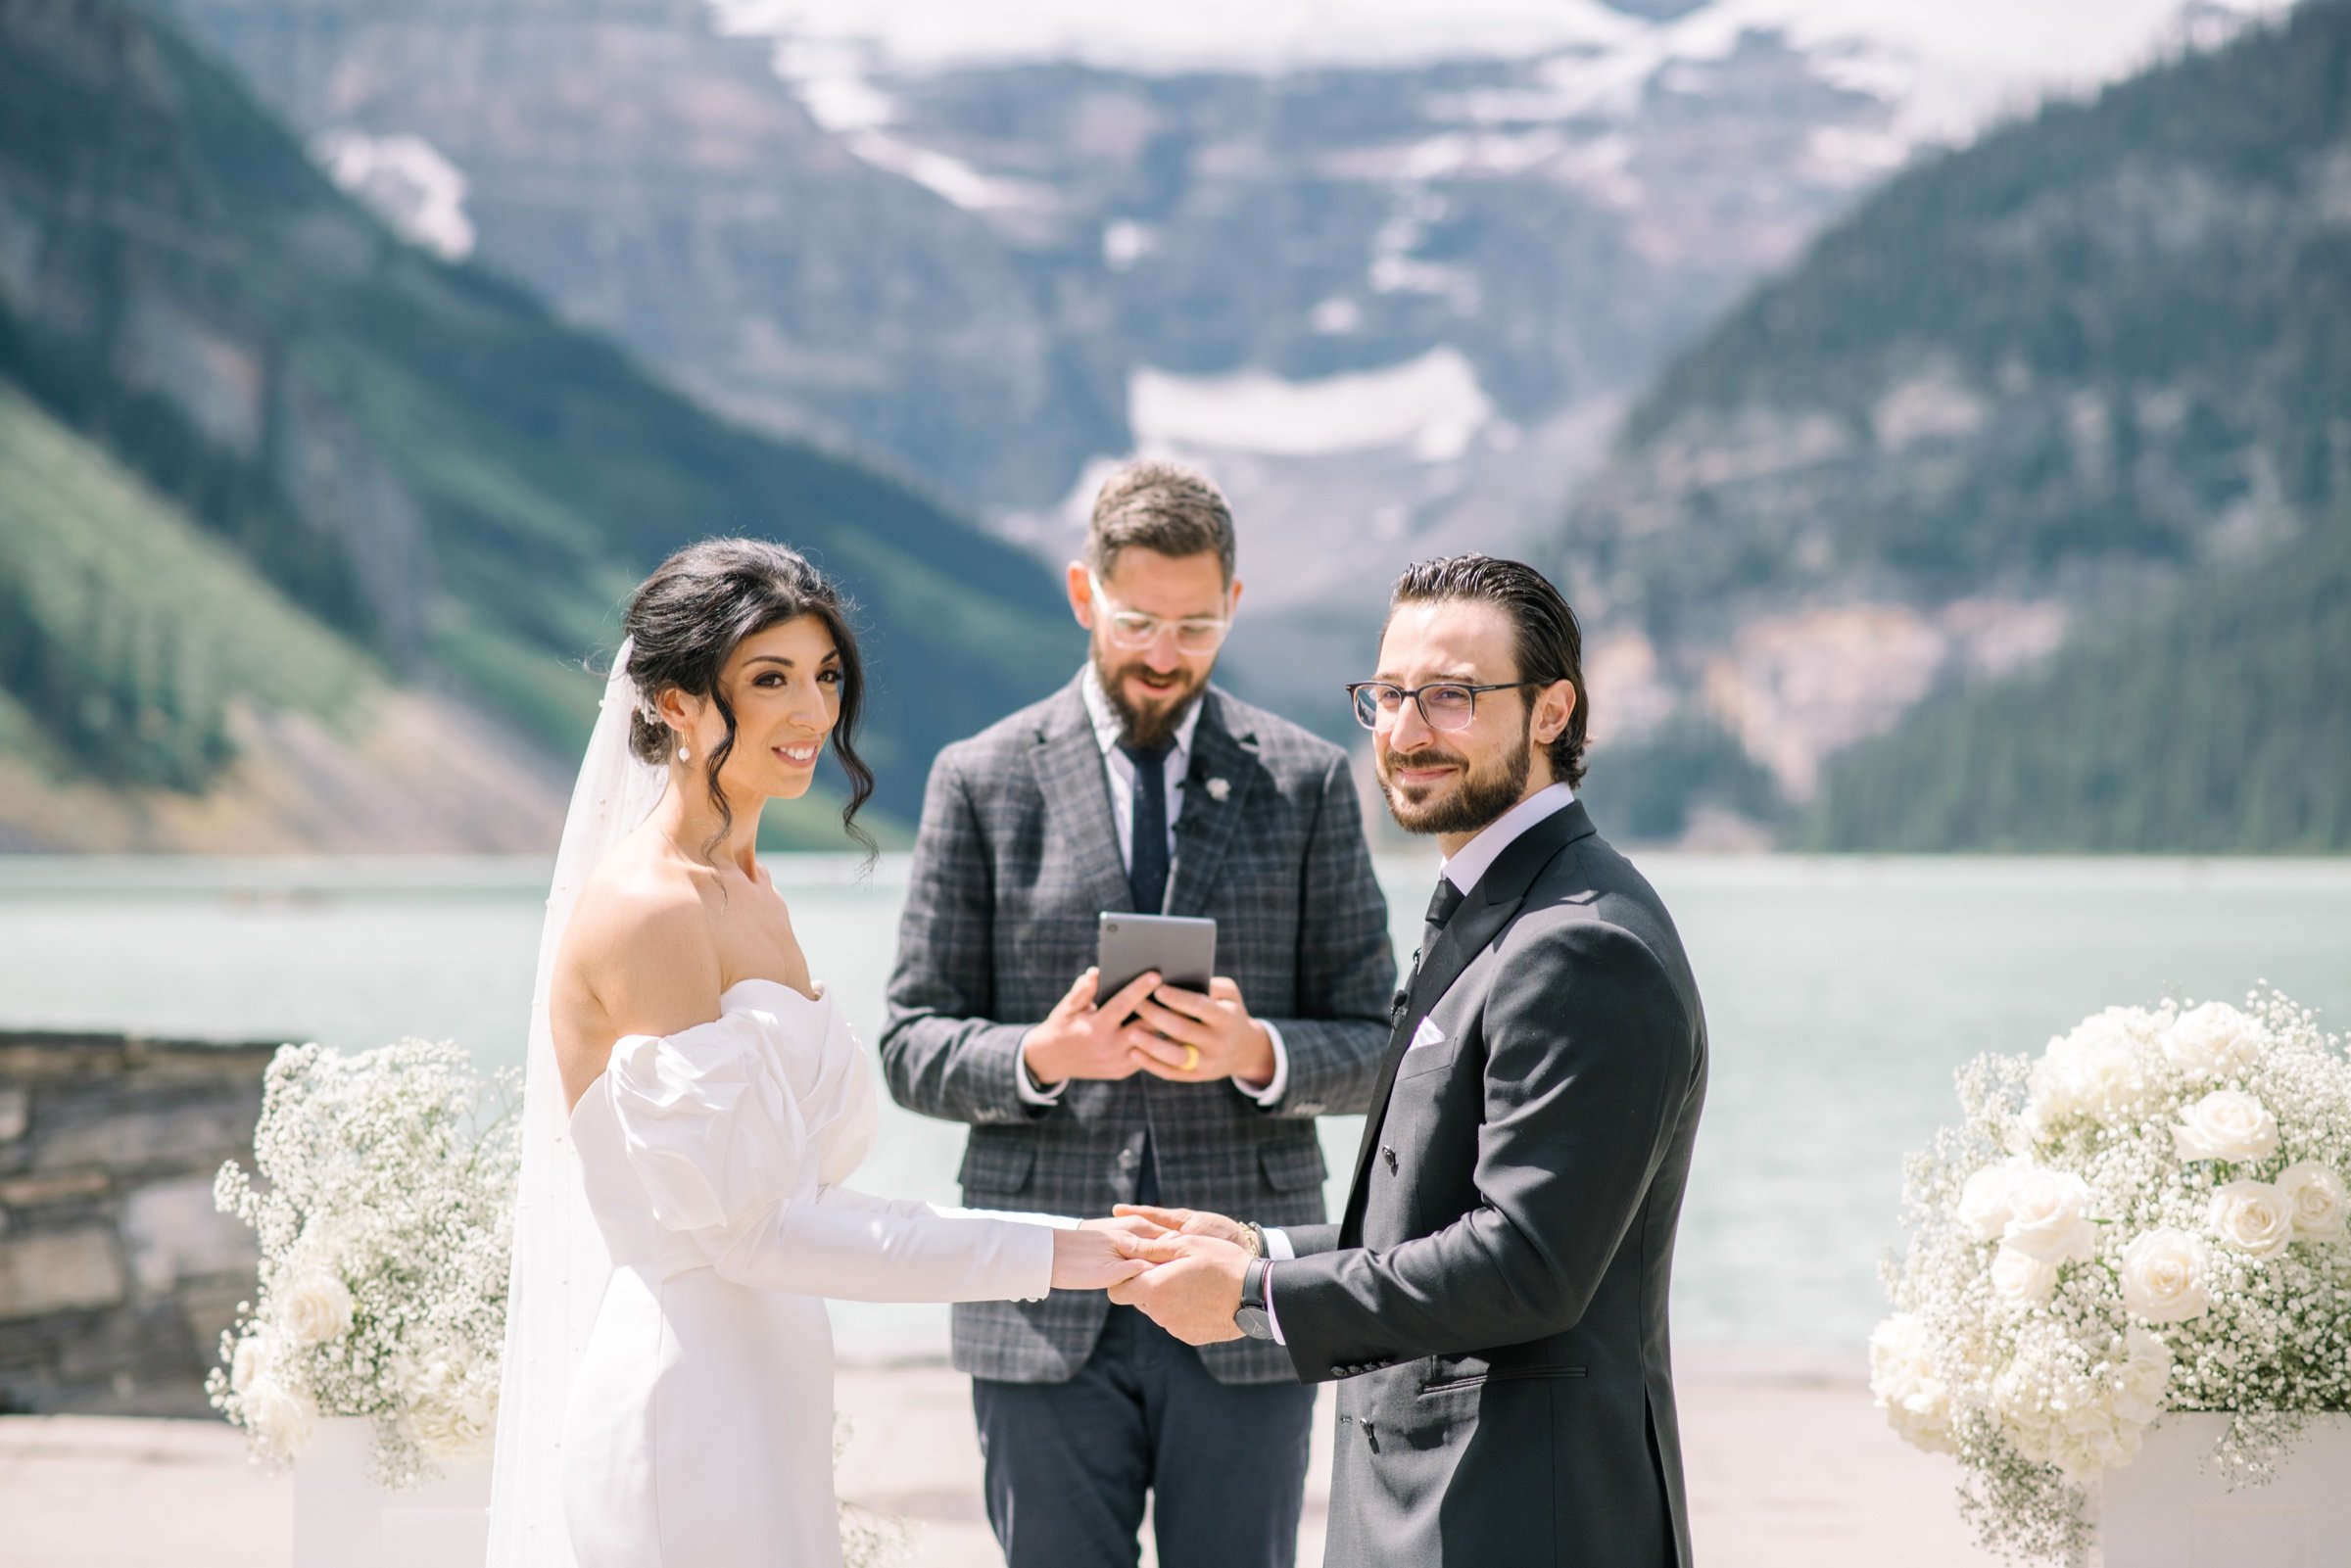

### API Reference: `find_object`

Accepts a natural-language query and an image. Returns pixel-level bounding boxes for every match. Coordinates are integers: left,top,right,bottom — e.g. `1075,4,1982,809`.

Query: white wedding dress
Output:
559,977,1055,1567
484,635,1067,1568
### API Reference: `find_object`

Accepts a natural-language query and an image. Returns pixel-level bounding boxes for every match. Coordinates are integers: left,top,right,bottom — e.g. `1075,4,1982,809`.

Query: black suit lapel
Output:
1164,691,1261,919
1340,799,1598,1236
1031,681,1135,919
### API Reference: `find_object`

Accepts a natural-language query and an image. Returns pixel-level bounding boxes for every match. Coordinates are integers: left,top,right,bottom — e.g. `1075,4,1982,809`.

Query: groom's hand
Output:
1110,1204,1247,1250
1022,968,1162,1086
1124,977,1276,1084
1107,1232,1249,1345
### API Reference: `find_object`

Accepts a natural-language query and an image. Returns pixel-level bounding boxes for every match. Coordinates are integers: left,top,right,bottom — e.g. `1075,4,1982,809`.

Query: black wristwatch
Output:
1234,1257,1273,1340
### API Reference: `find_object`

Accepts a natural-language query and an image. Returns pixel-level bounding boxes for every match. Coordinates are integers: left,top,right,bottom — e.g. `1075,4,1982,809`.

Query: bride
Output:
487,539,1145,1568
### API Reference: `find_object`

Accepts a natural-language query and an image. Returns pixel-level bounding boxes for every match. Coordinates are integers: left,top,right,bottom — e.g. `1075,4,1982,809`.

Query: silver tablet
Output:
1096,912,1217,1000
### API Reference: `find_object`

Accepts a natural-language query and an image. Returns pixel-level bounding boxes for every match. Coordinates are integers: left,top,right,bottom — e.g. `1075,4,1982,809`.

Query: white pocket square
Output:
1406,1017,1447,1053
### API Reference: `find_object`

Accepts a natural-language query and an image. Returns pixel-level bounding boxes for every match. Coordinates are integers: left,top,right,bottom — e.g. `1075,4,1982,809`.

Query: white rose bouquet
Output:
209,1040,518,1487
1872,992,2351,1562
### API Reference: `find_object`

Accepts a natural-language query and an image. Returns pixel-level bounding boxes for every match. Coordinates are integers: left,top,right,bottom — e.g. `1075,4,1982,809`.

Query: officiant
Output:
880,460,1394,1568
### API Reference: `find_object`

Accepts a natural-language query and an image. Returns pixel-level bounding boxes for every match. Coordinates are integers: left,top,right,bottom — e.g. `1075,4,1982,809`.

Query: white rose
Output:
241,1377,318,1463
2119,1229,2212,1323
2173,1089,2279,1164
1990,1243,2059,1308
2162,1002,2264,1078
1868,1314,1953,1454
2276,1162,2347,1241
229,1328,277,1396
1958,1160,2031,1242
276,1271,355,1346
2114,1329,2174,1425
2001,1168,2098,1264
407,1398,495,1462
2209,1180,2295,1259
2027,1011,2158,1132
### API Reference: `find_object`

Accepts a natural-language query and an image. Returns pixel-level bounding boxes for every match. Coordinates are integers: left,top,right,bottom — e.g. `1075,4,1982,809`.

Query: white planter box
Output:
293,1416,491,1568
2100,1412,2351,1568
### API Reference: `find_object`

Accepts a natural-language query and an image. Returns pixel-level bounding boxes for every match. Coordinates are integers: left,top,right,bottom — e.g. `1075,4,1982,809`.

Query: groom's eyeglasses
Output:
1346,681,1534,734
1086,571,1232,656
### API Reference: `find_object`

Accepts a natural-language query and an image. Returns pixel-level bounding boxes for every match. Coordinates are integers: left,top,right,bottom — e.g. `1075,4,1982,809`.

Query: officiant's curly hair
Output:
1389,554,1589,788
620,538,876,859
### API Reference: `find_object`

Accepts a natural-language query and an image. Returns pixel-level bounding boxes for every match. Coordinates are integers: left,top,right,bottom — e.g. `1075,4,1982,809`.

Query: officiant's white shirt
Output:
1263,780,1576,1343
1015,669,1289,1106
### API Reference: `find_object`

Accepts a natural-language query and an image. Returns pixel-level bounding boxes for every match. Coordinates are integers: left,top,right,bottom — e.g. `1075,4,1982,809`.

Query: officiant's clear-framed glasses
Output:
1084,570,1233,655
1346,680,1537,733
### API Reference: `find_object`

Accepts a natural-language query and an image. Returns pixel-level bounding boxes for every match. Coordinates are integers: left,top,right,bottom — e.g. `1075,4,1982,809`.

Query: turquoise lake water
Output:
4,853,2346,1355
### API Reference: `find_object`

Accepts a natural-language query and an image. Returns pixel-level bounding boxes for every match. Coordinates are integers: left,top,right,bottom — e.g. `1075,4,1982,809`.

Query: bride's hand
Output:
1051,1225,1151,1291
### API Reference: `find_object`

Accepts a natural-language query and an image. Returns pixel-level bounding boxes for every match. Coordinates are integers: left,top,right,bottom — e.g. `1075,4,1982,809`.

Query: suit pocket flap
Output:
1259,1140,1327,1193
956,1138,1036,1196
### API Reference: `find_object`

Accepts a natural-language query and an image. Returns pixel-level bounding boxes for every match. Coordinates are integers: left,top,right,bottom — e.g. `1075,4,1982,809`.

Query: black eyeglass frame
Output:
1344,680,1537,733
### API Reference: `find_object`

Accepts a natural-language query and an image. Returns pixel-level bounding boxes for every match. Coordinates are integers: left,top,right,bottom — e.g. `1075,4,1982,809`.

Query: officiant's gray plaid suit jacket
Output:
881,675,1395,1384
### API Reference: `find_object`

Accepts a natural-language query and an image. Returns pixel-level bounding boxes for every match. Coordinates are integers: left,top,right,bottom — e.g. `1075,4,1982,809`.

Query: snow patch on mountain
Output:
310,130,475,261
1129,349,1496,461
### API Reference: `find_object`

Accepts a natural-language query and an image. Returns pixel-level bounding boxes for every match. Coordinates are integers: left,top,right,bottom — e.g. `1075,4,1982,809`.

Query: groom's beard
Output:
1094,645,1207,751
1379,723,1532,837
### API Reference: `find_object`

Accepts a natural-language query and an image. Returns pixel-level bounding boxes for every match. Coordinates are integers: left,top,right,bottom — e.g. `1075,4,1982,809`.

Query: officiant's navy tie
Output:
1120,737,1173,915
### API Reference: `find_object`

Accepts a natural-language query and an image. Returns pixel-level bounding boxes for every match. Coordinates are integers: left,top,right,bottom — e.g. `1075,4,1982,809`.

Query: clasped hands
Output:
1055,1205,1257,1344
1022,968,1276,1088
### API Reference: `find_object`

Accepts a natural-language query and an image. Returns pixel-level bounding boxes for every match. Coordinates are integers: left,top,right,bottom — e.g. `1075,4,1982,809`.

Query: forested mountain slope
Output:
0,0,1073,847
1560,0,2351,848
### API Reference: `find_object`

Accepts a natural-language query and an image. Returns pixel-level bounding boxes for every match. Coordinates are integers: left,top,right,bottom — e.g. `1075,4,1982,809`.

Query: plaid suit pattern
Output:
882,676,1396,1383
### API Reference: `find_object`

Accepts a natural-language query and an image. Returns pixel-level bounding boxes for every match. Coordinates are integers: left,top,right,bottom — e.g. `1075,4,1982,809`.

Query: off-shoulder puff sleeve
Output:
601,1015,824,1233
599,1011,1055,1304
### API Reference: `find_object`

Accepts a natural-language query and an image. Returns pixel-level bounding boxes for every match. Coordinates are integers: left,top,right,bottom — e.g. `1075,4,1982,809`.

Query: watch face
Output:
1233,1306,1273,1341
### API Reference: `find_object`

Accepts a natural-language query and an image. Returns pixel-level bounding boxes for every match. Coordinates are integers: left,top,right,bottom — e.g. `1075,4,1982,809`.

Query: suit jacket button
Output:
1118,1148,1139,1171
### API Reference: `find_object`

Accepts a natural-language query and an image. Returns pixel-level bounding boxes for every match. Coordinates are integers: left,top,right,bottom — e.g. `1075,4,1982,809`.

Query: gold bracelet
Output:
1242,1222,1265,1259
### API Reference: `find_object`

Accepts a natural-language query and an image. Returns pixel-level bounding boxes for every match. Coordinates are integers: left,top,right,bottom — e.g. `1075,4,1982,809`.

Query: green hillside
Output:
0,0,1074,834
1804,515,2351,851
0,380,382,790
1566,0,2351,848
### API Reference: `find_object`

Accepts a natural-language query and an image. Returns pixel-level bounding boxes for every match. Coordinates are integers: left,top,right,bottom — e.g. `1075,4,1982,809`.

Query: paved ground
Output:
0,1349,1995,1566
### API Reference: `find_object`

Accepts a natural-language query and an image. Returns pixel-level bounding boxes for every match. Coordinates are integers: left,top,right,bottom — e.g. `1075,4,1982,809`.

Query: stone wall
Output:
0,1029,274,1415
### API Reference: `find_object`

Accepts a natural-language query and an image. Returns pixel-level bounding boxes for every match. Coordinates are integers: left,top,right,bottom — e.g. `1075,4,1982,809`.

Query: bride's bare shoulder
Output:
560,843,725,1040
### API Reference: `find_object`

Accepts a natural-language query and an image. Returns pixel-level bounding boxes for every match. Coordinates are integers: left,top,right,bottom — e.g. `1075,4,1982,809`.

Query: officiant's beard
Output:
1094,646,1206,751
1380,725,1532,837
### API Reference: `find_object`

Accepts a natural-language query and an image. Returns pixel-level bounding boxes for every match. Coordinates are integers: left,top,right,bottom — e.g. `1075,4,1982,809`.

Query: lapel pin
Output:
1205,777,1231,802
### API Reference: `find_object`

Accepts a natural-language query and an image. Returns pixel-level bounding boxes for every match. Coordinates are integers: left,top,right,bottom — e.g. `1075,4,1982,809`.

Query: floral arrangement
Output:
1871,990,2351,1562
210,1040,518,1487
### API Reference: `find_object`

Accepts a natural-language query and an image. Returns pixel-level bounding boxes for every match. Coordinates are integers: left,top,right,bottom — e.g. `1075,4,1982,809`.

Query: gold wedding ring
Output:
1181,1044,1201,1072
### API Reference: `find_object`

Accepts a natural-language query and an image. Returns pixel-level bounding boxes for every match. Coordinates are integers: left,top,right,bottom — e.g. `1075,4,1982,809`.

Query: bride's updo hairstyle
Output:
621,538,876,858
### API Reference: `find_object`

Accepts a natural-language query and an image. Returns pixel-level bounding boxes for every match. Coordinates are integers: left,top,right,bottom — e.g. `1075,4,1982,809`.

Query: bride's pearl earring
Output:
678,745,691,762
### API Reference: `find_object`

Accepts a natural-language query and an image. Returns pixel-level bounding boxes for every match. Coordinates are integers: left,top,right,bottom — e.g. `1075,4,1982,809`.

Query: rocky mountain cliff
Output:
1557,0,2351,847
147,0,1969,724
150,0,2272,738
0,0,1073,848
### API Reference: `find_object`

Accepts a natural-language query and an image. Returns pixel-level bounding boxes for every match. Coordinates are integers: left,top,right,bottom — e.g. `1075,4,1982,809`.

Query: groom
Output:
1112,554,1709,1568
880,460,1394,1568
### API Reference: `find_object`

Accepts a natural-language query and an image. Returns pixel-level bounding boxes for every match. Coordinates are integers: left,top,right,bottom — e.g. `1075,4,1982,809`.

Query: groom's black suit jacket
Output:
1272,799,1706,1568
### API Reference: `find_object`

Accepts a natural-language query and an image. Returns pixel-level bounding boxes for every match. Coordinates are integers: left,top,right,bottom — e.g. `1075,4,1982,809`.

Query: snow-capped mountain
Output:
156,0,2285,730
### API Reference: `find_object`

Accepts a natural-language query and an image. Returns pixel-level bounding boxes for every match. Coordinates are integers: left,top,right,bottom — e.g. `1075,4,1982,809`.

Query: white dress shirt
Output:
1015,671,1290,1106
1262,780,1577,1344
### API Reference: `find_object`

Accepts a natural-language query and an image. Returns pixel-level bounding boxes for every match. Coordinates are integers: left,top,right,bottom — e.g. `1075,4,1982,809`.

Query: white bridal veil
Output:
486,639,668,1568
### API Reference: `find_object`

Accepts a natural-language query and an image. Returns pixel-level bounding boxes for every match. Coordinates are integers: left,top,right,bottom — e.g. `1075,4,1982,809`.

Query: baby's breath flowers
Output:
209,1040,518,1487
1874,991,2351,1563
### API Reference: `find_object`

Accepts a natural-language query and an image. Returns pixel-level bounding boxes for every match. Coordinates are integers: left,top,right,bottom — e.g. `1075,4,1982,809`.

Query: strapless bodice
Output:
568,979,878,1277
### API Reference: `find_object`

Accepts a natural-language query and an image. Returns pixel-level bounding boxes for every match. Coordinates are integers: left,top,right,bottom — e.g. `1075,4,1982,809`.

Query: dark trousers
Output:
972,1306,1317,1568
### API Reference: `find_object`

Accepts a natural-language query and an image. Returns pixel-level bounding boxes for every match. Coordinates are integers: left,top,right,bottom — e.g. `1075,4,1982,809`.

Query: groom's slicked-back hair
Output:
1086,459,1236,583
1390,554,1590,789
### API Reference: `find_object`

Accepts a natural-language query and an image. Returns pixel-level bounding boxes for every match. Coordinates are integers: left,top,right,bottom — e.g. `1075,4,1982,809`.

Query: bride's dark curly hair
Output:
621,538,876,860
